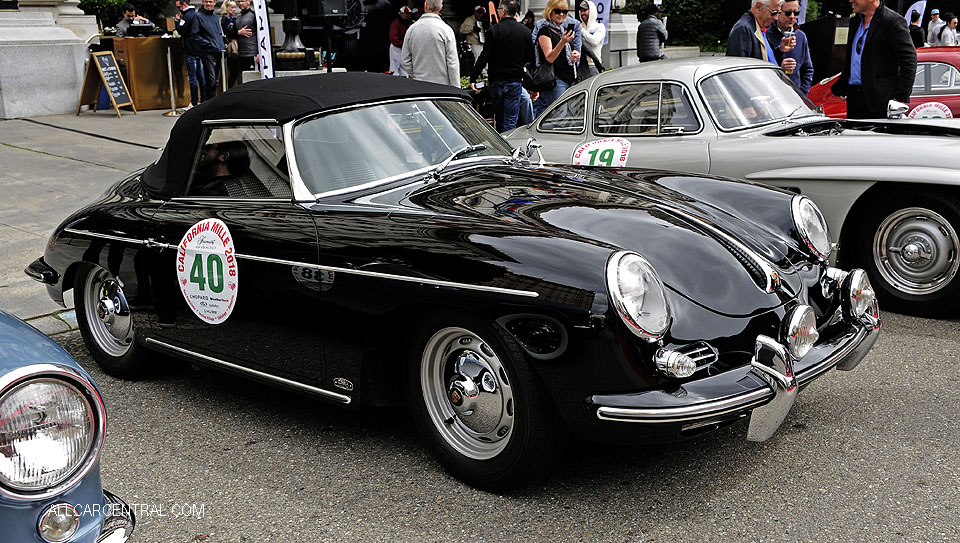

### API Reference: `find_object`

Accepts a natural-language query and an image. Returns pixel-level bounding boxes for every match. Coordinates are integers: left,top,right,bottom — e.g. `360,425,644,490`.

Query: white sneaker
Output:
182,103,195,112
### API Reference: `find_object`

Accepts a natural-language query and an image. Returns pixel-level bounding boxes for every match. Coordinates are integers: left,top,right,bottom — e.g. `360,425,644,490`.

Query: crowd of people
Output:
728,0,916,119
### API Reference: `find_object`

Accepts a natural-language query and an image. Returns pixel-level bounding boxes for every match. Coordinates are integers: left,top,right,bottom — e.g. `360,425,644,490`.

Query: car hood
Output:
401,164,803,316
0,310,89,377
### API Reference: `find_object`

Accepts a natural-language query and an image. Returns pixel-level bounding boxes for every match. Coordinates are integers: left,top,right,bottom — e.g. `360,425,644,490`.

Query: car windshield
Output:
293,99,513,196
700,68,817,130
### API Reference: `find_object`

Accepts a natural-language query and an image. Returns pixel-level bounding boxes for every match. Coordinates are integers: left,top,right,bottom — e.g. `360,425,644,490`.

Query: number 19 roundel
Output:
572,138,631,167
176,218,239,324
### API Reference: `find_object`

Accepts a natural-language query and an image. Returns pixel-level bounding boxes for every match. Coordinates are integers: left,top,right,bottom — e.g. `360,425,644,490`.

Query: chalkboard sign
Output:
76,52,137,117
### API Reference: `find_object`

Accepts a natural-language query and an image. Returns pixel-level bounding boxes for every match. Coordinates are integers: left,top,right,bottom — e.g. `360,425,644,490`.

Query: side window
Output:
539,92,585,133
660,84,701,134
929,62,960,91
914,63,929,92
595,83,699,135
184,125,291,198
595,83,659,135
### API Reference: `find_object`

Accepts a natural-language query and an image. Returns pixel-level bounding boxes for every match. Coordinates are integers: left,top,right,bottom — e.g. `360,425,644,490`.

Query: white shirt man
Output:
400,0,460,87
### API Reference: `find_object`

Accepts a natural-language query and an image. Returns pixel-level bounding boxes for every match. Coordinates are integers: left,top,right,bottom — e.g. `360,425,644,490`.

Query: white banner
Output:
594,0,611,45
904,0,927,26
253,0,273,79
798,0,807,25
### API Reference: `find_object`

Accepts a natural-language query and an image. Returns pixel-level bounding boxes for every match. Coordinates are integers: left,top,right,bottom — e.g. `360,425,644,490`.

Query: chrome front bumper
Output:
96,490,135,543
592,306,880,442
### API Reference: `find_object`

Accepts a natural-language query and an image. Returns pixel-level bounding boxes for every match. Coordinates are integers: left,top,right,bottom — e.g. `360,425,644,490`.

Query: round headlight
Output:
0,379,95,493
791,196,832,260
606,251,671,342
782,305,819,359
845,268,877,318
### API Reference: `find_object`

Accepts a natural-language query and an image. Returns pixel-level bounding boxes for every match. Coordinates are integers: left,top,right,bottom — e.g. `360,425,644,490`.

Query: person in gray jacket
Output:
636,5,667,62
235,0,259,77
400,0,460,87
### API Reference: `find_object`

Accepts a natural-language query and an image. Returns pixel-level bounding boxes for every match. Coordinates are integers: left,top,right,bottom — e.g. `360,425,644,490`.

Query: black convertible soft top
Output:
142,72,469,198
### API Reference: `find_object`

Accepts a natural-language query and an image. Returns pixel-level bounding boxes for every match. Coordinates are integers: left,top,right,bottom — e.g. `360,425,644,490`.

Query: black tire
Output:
850,189,960,317
406,314,566,491
75,266,148,379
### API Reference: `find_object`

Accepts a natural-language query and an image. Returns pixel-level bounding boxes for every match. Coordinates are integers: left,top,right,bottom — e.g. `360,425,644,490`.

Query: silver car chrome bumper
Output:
594,309,881,440
96,490,135,543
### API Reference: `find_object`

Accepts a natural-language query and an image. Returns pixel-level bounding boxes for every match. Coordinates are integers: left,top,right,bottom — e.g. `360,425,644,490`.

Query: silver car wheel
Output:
420,327,515,461
874,207,960,295
82,268,135,358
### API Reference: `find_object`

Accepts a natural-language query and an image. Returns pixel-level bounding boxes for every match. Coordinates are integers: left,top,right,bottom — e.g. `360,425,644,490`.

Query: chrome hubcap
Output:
84,270,134,357
421,327,514,460
875,207,960,295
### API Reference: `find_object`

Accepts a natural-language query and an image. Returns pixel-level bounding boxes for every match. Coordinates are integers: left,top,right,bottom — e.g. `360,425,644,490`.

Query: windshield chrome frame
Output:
283,96,514,201
696,65,824,133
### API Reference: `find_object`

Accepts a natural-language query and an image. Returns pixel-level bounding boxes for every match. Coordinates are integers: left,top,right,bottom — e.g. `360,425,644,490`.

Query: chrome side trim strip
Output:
64,228,142,246
201,118,279,125
144,338,352,404
60,229,538,298
237,253,540,297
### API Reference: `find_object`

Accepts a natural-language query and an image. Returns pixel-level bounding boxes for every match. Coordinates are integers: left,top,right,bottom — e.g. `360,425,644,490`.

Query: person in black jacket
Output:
177,0,225,104
909,10,926,48
175,0,203,108
727,0,796,73
470,0,536,131
831,0,916,119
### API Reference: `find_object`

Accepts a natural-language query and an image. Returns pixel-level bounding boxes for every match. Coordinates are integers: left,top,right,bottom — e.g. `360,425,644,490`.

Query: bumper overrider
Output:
589,268,881,442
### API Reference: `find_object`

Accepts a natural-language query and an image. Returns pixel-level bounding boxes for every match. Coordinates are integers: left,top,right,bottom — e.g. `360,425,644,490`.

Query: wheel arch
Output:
836,181,960,268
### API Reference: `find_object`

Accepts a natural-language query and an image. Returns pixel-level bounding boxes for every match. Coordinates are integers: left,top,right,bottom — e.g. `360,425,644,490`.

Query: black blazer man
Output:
832,0,916,119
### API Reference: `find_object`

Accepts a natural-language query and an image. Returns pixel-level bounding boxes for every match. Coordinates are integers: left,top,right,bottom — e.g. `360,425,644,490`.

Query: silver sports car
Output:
505,57,960,317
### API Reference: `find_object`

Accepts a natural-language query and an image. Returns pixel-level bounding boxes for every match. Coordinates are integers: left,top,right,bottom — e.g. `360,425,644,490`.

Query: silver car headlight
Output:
0,365,104,500
606,251,672,342
791,195,831,260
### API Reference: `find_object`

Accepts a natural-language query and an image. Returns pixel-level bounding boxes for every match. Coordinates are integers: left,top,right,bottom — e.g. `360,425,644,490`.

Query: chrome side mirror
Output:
525,137,544,167
887,99,909,119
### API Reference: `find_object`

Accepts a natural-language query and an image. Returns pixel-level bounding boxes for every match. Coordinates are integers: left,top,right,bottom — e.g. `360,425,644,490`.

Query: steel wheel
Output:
873,207,960,296
419,327,515,460
76,266,146,378
82,268,134,357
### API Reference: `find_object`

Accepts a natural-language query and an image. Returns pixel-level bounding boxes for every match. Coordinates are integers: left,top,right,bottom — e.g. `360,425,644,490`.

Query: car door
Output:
575,81,711,173
908,60,960,117
532,90,591,164
141,123,327,385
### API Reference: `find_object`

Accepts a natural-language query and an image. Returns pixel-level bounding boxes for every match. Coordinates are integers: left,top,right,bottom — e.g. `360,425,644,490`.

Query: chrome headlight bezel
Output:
791,195,832,261
844,268,877,320
0,364,106,501
605,250,672,343
781,305,819,360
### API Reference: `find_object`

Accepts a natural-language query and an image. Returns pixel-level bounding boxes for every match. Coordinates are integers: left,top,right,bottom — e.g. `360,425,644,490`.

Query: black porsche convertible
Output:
27,73,879,490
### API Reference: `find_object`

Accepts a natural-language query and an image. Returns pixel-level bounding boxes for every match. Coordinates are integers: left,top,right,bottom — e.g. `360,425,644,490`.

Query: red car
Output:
808,47,960,119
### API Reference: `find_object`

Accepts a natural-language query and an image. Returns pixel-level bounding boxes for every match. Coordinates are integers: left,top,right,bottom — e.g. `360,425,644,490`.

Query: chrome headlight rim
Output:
0,363,106,502
605,250,672,343
791,195,832,261
843,268,878,320
780,304,819,360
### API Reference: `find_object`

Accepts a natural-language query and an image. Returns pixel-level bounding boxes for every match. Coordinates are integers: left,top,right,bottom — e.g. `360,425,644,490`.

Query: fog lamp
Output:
845,269,876,318
782,305,818,359
654,349,696,378
38,503,80,542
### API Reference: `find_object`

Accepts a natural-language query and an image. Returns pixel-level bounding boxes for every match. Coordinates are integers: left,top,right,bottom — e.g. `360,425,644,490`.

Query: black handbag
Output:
524,61,556,92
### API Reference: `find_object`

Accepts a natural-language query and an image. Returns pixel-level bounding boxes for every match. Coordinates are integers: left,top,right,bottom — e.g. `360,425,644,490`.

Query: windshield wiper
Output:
780,105,819,125
430,144,486,179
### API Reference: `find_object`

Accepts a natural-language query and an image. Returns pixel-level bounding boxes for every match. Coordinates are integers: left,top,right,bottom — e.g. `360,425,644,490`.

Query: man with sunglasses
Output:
766,0,813,95
831,0,916,119
727,0,796,75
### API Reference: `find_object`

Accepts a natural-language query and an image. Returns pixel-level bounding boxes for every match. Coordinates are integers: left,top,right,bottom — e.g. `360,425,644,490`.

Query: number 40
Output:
189,253,224,293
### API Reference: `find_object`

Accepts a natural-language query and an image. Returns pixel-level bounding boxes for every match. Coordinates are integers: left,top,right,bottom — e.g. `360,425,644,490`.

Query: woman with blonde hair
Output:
220,0,240,87
534,0,577,115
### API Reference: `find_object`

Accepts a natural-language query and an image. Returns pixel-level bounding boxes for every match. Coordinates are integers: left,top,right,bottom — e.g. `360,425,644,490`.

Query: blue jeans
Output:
533,78,572,118
489,81,523,132
519,88,534,126
184,53,206,106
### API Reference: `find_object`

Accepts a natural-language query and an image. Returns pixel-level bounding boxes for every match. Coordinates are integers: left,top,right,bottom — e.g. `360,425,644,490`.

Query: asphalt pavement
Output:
2,108,959,542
